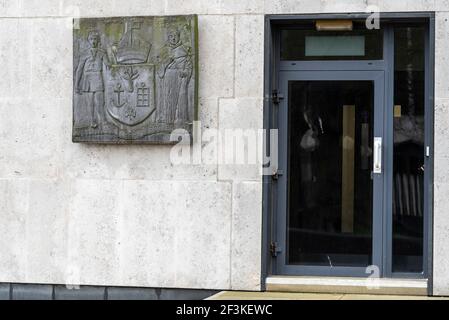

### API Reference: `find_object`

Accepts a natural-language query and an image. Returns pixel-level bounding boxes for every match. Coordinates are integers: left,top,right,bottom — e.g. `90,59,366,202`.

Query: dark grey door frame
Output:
277,70,385,277
261,12,435,293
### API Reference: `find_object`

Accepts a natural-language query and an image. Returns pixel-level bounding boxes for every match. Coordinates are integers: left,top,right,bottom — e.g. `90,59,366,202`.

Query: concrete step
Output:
265,276,428,296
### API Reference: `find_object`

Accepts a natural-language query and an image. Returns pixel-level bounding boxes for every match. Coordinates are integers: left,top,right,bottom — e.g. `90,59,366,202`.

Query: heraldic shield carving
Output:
72,16,198,143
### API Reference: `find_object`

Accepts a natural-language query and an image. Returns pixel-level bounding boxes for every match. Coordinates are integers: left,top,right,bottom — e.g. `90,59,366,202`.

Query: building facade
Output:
0,0,448,298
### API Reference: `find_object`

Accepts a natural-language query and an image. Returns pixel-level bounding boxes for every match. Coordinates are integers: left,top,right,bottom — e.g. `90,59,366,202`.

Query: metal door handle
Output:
373,137,382,174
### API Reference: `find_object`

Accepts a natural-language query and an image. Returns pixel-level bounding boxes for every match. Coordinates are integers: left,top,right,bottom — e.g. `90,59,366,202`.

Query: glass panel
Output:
287,81,374,267
281,26,383,60
305,35,365,57
392,27,425,273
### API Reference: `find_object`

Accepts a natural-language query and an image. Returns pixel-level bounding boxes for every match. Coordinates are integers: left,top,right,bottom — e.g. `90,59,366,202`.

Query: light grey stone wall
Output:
433,9,449,297
0,0,448,294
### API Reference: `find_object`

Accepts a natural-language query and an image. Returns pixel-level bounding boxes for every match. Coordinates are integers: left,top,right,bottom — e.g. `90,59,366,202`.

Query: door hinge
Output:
271,169,284,180
270,242,282,257
271,90,284,105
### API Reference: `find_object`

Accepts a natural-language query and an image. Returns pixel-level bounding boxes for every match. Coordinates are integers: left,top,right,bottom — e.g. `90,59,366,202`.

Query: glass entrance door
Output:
276,71,385,276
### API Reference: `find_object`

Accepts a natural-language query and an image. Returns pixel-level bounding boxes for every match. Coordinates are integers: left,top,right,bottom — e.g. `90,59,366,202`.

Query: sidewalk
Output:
208,291,448,300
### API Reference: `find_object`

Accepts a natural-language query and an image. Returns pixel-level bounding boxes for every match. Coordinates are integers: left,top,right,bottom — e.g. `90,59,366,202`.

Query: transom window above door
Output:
280,22,383,61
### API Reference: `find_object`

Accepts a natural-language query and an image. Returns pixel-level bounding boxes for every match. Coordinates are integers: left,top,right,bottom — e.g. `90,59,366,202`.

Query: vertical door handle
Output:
373,137,382,174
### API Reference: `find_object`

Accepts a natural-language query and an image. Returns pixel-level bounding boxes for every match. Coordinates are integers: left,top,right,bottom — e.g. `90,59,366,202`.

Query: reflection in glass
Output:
287,81,373,267
392,27,425,273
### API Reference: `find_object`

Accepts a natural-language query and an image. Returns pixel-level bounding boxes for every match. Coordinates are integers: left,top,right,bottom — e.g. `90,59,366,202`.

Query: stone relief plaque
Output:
73,15,198,143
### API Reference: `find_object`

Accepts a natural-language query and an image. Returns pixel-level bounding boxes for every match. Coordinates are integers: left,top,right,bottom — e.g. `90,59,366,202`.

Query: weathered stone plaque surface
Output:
73,15,198,143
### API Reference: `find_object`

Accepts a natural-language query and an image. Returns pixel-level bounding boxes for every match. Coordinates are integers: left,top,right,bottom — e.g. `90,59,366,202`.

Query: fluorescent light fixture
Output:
315,20,353,31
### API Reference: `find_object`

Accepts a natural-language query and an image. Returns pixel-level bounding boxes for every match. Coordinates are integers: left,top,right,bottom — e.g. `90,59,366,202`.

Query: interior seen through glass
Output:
287,81,374,267
392,27,425,273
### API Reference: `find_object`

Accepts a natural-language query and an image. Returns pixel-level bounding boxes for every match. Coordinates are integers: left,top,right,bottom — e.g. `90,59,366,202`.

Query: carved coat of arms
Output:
73,16,198,143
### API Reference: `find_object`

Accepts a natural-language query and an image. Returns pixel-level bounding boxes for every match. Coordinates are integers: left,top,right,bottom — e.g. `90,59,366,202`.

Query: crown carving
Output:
114,20,151,64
